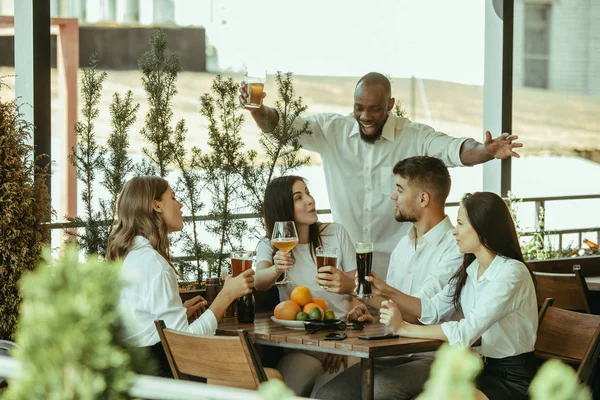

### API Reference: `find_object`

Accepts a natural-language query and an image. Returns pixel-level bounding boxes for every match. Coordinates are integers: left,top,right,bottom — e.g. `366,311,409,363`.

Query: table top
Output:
217,314,442,358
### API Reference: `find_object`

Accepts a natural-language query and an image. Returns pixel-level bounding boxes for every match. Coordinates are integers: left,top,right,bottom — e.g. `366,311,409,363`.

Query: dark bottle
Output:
236,292,255,323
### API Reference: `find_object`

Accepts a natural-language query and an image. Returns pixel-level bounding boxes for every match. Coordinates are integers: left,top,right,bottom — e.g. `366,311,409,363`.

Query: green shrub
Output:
0,81,51,340
3,247,153,399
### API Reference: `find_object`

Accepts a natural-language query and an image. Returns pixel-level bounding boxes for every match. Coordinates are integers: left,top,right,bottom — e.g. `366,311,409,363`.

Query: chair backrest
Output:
154,320,268,389
536,298,600,385
533,265,592,313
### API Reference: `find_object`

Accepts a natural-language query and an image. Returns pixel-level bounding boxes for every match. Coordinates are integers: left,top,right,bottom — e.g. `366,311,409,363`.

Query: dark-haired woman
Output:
255,175,358,397
377,192,538,400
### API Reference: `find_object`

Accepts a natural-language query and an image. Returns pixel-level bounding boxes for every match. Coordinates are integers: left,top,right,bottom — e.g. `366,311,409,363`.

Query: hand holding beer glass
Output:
315,246,338,290
241,68,266,109
355,242,374,299
271,221,299,285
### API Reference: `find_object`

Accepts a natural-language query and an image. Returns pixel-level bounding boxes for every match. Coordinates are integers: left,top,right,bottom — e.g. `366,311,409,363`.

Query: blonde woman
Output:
107,176,256,377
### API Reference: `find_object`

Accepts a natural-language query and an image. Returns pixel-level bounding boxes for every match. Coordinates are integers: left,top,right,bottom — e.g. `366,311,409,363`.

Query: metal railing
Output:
47,193,600,259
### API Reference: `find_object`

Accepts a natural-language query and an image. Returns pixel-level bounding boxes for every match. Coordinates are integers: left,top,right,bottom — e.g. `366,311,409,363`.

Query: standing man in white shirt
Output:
315,156,463,400
240,72,522,278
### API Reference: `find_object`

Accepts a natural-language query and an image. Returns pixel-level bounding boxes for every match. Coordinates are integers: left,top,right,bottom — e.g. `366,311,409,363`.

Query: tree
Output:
100,91,139,224
199,75,252,275
138,29,182,177
241,72,312,217
67,54,109,257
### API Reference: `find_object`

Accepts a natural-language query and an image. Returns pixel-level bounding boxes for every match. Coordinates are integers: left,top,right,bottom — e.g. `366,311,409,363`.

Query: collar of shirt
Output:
408,216,454,248
349,113,409,143
466,255,506,282
133,235,151,249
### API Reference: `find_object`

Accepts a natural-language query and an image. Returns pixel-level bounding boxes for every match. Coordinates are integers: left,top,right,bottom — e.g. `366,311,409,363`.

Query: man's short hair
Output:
356,72,391,98
393,156,451,205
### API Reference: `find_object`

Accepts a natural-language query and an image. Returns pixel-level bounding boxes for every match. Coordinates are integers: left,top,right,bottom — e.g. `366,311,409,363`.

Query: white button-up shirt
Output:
119,236,218,347
386,216,462,300
420,256,538,358
291,113,467,277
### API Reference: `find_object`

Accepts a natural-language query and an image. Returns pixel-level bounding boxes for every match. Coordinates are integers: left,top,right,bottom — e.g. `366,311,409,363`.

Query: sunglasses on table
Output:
304,319,364,334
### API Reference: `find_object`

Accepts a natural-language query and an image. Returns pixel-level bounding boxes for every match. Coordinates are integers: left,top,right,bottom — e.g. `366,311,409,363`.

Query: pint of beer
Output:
355,242,373,299
230,251,254,277
229,250,255,323
245,81,265,108
316,246,338,270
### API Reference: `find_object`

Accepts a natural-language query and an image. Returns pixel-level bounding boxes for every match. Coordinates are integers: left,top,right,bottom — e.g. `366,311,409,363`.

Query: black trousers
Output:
147,342,173,378
476,352,538,400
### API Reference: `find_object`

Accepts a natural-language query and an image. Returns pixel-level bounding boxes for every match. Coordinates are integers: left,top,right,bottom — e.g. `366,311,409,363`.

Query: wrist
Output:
397,321,410,336
272,264,283,276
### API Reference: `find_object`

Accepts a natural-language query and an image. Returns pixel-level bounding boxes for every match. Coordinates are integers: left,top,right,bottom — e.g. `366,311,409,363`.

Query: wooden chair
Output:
533,265,593,313
536,298,600,385
154,320,269,389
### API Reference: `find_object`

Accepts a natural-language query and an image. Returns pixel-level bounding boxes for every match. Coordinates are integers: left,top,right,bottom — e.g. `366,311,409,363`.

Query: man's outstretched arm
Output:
460,131,523,166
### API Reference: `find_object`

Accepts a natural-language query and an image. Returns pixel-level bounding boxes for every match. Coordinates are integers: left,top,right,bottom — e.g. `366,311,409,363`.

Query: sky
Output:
174,0,486,85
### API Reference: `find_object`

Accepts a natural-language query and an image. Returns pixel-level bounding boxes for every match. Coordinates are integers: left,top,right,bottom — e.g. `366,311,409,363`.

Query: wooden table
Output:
217,315,442,400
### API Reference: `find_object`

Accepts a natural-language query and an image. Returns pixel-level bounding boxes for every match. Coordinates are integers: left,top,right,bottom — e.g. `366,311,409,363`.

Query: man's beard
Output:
359,127,383,144
395,210,417,223
358,115,388,144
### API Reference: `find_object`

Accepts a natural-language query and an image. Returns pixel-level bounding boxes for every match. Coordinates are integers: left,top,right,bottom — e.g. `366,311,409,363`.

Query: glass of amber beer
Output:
271,221,299,285
230,251,254,277
244,68,266,109
316,246,338,288
355,242,373,299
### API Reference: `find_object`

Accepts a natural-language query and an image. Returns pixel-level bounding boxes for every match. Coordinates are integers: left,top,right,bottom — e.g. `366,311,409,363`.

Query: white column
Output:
153,0,175,25
483,0,513,196
116,0,139,24
139,0,154,25
85,0,102,22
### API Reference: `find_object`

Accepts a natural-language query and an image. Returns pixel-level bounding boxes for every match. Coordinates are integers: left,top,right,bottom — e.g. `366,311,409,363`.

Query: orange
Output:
290,286,313,307
302,303,324,320
274,300,302,321
312,297,328,311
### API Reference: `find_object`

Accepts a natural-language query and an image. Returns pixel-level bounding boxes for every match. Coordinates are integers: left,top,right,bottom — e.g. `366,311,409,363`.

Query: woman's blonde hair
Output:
106,176,172,263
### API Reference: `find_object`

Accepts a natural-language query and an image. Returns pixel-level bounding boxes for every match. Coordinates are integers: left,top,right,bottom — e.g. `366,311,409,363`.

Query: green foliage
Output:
138,29,182,177
3,247,154,399
0,80,51,340
68,56,139,260
393,100,408,118
241,71,312,216
506,192,599,260
529,359,591,400
420,344,482,400
199,75,252,275
170,110,207,284
100,90,139,223
68,55,110,257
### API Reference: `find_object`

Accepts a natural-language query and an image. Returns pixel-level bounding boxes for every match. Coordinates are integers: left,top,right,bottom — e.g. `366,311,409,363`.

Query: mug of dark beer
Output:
355,242,373,299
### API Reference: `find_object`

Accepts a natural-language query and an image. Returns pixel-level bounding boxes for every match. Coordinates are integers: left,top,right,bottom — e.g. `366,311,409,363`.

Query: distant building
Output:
513,0,600,96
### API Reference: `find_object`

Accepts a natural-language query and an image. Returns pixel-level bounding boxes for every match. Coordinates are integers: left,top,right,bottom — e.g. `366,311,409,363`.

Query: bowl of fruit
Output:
271,286,336,329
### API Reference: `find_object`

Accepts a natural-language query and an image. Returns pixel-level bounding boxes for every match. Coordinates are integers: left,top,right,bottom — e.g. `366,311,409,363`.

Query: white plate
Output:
270,316,308,330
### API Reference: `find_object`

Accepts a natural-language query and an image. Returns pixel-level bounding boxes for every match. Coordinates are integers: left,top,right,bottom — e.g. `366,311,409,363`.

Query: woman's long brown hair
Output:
106,176,172,265
262,176,326,260
450,192,534,309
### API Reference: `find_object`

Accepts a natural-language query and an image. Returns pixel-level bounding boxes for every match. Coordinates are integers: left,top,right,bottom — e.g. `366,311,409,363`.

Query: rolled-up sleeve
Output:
417,124,468,168
440,272,522,349
419,282,457,325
